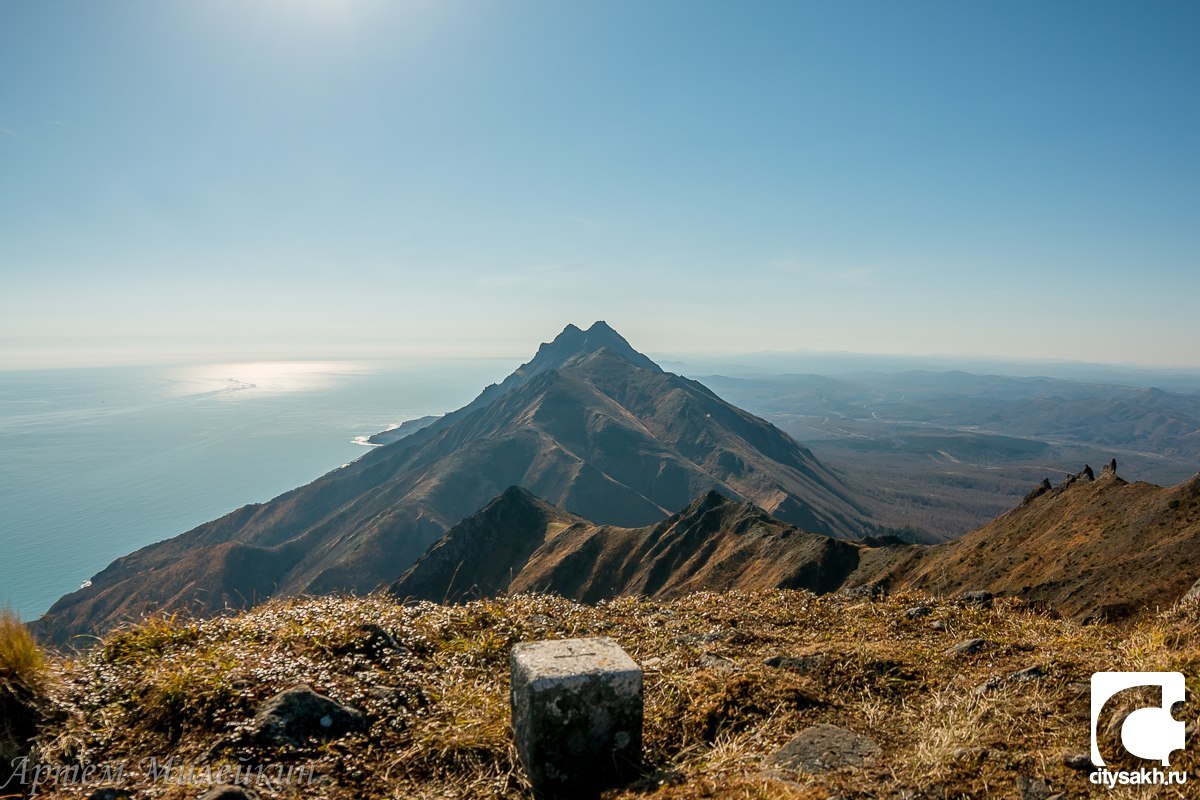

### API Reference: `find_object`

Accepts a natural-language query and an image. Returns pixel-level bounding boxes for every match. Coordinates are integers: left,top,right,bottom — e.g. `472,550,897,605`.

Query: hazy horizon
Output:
3,1,1198,368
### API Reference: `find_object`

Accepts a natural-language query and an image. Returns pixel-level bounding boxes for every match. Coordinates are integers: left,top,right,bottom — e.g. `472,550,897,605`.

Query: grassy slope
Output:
23,591,1200,799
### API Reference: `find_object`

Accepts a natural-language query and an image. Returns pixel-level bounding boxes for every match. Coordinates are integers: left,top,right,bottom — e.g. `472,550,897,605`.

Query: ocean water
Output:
0,358,516,620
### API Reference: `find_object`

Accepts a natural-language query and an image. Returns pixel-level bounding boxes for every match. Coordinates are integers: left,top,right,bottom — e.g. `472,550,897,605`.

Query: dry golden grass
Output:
20,591,1200,799
0,609,45,689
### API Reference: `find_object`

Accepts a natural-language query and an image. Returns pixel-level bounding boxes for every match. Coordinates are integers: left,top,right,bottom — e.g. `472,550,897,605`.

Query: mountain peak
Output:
524,321,661,376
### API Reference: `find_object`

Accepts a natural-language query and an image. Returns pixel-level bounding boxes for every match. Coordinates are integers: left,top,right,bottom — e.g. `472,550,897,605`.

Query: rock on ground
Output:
251,684,367,746
767,723,881,773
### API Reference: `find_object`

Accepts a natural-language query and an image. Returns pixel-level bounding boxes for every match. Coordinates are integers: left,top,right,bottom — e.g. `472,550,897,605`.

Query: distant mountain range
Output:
37,322,881,644
37,323,1200,646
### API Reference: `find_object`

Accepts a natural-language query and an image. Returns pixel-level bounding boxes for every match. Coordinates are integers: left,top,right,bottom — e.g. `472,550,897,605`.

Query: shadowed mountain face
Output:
36,322,876,645
851,462,1200,621
400,468,1200,623
393,488,865,603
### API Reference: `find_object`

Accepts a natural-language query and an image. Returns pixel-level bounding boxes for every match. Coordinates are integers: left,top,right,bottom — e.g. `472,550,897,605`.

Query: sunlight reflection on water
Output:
166,361,376,399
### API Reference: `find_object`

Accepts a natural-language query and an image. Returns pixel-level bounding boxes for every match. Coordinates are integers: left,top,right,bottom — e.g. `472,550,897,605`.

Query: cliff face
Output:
36,322,876,645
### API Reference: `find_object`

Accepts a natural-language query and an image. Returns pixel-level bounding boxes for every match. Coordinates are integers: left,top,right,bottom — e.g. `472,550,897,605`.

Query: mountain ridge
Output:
392,487,865,604
35,322,880,645
394,464,1200,622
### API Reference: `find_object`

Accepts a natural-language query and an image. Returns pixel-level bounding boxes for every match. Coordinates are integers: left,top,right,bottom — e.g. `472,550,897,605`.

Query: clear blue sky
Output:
2,1,1198,367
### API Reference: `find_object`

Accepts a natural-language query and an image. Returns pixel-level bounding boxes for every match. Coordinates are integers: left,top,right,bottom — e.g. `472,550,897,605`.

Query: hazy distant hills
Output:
703,370,1200,537
37,322,880,644
704,370,1200,466
395,464,1200,623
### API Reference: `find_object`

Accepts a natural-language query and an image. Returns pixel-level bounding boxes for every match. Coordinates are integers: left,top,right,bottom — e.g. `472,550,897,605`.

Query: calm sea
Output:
0,358,516,620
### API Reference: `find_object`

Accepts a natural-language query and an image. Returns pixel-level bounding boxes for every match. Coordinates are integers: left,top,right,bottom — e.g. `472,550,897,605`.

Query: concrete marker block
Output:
510,637,643,797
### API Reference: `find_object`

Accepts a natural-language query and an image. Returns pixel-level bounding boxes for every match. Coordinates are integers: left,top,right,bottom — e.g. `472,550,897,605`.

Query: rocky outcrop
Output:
1023,478,1053,505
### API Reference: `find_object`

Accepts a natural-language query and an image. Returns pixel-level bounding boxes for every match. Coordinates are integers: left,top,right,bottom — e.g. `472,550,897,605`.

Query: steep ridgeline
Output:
853,460,1200,621
393,487,865,603
36,322,876,645
396,466,1200,624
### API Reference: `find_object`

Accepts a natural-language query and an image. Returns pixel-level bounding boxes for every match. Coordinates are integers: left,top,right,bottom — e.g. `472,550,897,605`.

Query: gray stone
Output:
952,746,990,762
86,791,133,800
843,582,887,600
1017,776,1052,800
1010,665,1046,682
930,620,946,631
958,590,994,608
1062,751,1093,771
973,676,1004,696
767,723,880,773
699,653,738,672
763,654,827,672
198,787,259,800
904,605,932,619
510,637,642,797
671,630,729,646
945,638,987,656
251,684,366,746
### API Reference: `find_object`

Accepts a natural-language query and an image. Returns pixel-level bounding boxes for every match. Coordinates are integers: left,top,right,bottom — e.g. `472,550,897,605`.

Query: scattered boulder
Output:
672,630,729,646
250,684,367,746
767,723,881,773
1080,464,1094,482
199,786,259,800
1062,752,1093,772
1017,776,1053,800
842,582,887,600
1010,665,1046,682
945,638,988,656
904,605,932,619
975,665,1047,695
763,654,827,673
958,590,994,609
700,653,738,672
952,746,990,762
930,620,946,631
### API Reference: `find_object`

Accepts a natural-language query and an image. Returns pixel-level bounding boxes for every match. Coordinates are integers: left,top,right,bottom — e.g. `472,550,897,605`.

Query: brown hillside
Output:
394,489,863,604
857,462,1200,621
